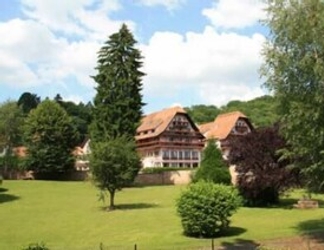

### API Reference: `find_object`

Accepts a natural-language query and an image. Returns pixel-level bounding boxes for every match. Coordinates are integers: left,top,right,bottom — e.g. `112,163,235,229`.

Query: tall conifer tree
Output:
90,24,144,210
91,24,145,141
192,139,231,185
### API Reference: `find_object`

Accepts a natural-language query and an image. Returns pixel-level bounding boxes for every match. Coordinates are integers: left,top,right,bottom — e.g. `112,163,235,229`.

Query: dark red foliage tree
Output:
228,124,298,206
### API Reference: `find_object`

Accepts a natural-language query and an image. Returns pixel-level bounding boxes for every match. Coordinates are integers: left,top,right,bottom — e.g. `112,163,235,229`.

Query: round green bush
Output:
176,181,241,238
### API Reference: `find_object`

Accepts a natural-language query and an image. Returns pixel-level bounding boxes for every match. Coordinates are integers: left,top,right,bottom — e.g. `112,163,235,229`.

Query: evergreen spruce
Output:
193,139,231,185
90,24,144,210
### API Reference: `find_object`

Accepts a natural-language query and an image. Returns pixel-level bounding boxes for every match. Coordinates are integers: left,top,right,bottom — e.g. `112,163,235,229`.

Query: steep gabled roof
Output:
198,121,214,135
199,111,250,140
136,106,190,140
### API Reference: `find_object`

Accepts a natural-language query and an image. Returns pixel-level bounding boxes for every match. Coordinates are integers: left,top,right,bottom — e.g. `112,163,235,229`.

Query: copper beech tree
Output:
228,124,299,206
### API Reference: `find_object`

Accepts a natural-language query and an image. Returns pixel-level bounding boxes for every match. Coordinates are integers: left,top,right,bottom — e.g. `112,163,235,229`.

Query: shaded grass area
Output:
0,186,20,204
1,181,324,249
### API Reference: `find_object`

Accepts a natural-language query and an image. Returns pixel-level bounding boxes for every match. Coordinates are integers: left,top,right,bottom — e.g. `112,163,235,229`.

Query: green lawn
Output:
1,181,324,250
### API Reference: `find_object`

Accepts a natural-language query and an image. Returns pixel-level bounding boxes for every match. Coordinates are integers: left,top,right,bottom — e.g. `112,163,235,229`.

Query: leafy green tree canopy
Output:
261,0,324,192
90,137,141,210
24,100,78,178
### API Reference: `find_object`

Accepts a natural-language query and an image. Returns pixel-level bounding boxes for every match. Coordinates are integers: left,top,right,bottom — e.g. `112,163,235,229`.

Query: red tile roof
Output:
199,111,249,140
136,106,188,140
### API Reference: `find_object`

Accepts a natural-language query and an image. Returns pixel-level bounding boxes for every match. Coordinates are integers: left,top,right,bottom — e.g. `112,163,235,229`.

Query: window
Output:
163,150,169,159
192,151,199,160
179,151,183,159
184,150,190,159
171,150,177,159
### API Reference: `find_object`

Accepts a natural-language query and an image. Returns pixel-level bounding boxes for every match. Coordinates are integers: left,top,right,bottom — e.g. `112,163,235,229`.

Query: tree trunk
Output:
108,189,115,210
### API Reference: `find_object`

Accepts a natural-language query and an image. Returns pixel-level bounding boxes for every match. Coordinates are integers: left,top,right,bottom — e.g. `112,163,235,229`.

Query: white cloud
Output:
0,51,39,87
20,0,132,41
0,19,66,63
199,83,265,107
0,1,133,90
202,0,266,29
21,0,91,35
0,18,67,87
136,0,186,10
0,18,99,89
64,94,86,104
57,41,100,87
141,26,266,107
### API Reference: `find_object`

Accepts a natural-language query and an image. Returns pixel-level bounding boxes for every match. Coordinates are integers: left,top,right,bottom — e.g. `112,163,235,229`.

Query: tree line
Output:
0,92,279,156
185,95,278,127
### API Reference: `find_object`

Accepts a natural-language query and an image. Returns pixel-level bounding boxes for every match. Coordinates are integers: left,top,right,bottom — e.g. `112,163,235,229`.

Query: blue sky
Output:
0,0,268,114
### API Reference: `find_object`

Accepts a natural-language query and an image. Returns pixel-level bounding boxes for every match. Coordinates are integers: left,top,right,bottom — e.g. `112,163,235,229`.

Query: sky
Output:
0,0,269,114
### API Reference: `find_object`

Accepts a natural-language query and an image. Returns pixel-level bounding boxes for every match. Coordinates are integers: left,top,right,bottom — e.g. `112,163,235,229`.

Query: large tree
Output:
90,24,144,210
90,137,141,209
261,0,324,192
228,125,298,206
24,100,78,179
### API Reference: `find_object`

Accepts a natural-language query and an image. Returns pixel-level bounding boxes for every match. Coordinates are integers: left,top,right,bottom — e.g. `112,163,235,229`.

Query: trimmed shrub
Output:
176,181,241,238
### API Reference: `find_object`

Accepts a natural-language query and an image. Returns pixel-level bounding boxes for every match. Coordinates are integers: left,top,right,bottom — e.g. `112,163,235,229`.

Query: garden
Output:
1,180,324,250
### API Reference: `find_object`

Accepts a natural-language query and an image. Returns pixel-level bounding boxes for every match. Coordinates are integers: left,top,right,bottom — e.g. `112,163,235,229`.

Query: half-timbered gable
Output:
198,111,253,156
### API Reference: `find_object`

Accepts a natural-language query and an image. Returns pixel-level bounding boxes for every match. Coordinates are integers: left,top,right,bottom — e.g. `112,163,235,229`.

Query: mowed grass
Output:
1,181,324,250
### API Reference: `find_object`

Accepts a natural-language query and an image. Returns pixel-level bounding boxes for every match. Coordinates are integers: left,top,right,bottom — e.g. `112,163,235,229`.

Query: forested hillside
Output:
185,95,278,128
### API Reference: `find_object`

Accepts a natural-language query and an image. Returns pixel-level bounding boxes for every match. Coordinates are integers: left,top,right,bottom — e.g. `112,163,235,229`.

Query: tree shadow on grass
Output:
219,227,247,238
219,238,260,250
217,227,260,250
0,193,20,204
245,197,305,210
99,202,159,211
278,197,300,209
295,218,324,244
184,227,247,240
0,187,8,193
115,203,159,210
